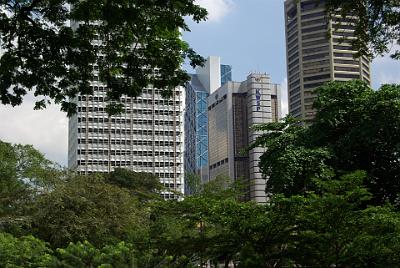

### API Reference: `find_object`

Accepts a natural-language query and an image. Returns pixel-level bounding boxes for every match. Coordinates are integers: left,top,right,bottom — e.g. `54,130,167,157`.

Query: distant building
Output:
220,64,232,86
184,56,222,193
208,73,281,203
68,24,185,199
284,0,371,121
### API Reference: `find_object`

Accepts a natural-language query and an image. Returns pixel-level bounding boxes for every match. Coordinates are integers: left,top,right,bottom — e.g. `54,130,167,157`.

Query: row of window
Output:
334,59,359,65
335,73,360,79
290,99,302,111
209,158,229,170
304,73,331,82
332,23,356,31
208,94,227,111
302,38,328,48
332,31,354,37
303,45,329,55
301,17,327,27
301,11,325,21
334,66,360,73
77,160,180,168
77,149,177,157
78,106,180,116
303,52,329,61
303,59,329,69
288,58,299,71
81,97,180,106
304,67,330,75
88,86,180,96
302,31,328,41
301,0,326,12
301,24,327,34
334,52,356,58
78,117,181,126
77,139,181,146
78,128,180,136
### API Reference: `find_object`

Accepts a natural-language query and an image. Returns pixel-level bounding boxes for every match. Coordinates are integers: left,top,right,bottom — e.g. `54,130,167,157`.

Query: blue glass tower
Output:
220,64,232,86
184,75,209,194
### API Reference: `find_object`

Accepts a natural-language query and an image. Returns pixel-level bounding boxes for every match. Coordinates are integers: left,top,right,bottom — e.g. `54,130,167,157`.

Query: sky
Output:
0,0,399,166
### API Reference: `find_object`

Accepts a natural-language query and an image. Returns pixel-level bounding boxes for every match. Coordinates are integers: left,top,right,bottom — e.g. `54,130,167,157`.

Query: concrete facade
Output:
68,22,185,199
207,73,281,203
284,0,371,121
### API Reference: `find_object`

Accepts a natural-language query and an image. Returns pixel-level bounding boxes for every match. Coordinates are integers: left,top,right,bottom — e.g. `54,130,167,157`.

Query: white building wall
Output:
196,56,221,95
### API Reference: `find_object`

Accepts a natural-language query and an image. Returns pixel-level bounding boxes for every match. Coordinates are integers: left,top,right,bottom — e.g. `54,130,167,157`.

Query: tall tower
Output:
284,0,371,121
207,73,281,203
184,56,222,194
67,25,185,199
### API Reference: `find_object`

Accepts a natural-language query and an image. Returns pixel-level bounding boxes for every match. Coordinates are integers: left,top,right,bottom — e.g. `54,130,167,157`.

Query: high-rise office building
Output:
284,0,371,120
68,24,185,199
184,75,209,191
207,73,281,203
184,56,222,193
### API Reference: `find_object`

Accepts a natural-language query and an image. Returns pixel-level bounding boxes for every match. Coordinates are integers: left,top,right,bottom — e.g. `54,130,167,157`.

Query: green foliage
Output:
254,81,400,205
0,0,207,115
0,140,61,234
251,117,333,196
2,137,400,266
0,232,53,267
326,0,400,59
32,174,141,248
311,81,400,204
105,168,163,201
53,241,135,268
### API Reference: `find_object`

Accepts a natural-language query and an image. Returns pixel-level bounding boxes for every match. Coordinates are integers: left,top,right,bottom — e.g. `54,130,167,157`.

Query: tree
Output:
0,140,60,230
31,174,142,248
325,0,400,59
274,171,400,267
0,232,53,267
0,0,207,115
53,240,136,268
254,81,400,205
105,168,163,201
250,118,333,196
311,81,400,205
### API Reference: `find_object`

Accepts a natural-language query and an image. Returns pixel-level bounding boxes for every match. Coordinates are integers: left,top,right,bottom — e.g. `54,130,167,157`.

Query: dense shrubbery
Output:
0,81,399,267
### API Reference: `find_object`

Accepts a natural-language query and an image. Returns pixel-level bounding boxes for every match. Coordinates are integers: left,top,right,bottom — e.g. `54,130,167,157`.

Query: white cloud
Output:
280,77,289,117
371,45,400,88
372,56,400,88
196,0,235,22
0,97,68,166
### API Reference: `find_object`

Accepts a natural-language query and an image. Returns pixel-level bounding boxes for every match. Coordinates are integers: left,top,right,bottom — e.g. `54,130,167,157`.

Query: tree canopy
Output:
326,0,400,59
253,80,400,205
0,0,207,115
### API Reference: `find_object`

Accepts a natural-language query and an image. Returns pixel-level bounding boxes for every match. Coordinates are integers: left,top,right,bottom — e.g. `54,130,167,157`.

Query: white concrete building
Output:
68,23,185,199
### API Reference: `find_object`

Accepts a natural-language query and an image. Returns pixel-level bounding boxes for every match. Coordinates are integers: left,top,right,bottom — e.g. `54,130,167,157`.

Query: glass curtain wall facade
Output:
220,64,232,86
184,75,209,194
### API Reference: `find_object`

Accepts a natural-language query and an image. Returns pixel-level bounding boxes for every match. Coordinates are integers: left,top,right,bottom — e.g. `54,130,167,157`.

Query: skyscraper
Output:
207,73,281,203
284,0,371,121
68,24,185,199
184,56,222,193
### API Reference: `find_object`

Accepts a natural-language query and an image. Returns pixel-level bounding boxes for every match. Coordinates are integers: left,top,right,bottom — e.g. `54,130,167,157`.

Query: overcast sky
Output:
1,0,399,166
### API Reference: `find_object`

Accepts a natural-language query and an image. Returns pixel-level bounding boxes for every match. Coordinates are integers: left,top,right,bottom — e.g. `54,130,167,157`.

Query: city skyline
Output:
0,0,399,166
